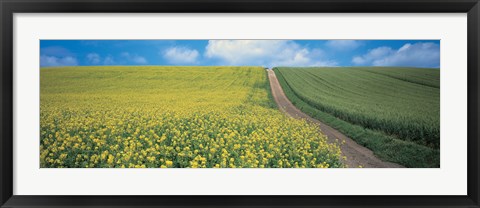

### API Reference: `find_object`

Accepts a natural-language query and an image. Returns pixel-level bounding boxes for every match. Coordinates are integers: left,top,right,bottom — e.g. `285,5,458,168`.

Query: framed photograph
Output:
1,0,479,207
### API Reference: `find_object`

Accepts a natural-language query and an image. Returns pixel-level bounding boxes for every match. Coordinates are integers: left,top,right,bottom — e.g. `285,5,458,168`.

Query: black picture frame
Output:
1,0,479,207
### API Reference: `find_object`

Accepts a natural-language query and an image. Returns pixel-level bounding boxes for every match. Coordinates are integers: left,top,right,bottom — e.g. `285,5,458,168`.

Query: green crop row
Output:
274,67,440,168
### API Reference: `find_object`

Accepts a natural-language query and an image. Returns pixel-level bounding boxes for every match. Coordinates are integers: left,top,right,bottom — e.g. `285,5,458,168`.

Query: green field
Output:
274,67,440,168
40,66,344,168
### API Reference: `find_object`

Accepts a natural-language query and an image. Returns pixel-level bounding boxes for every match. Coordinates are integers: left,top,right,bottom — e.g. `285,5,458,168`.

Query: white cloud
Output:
103,55,115,65
163,47,199,64
352,47,393,65
120,52,148,64
86,53,101,64
204,40,336,67
326,40,363,50
132,56,147,64
85,53,122,65
352,42,440,67
40,55,78,67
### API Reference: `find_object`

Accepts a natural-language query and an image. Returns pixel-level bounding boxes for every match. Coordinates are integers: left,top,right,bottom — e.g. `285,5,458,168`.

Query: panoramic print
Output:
40,40,440,168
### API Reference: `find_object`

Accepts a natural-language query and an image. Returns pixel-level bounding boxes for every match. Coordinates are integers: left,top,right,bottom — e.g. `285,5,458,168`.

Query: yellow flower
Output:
39,66,344,169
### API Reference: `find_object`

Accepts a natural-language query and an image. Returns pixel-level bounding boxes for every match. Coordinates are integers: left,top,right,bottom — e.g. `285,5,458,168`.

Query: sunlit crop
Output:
275,67,440,168
40,66,344,168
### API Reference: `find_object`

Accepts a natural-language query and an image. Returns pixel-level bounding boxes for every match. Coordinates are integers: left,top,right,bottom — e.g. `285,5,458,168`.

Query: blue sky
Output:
40,40,440,68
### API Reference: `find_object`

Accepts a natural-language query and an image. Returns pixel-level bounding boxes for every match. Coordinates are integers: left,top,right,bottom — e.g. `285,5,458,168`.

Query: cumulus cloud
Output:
84,53,117,65
40,55,78,67
204,40,336,67
86,53,101,64
103,55,115,65
326,40,363,50
352,47,393,65
352,42,440,68
163,47,199,64
85,52,147,65
133,56,147,64
40,46,78,67
120,52,148,64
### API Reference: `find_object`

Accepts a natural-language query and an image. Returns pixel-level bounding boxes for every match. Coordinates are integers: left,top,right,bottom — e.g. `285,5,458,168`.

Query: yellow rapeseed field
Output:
40,66,344,168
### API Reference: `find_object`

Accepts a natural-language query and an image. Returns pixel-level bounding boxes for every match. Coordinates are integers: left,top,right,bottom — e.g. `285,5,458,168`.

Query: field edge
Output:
273,67,440,168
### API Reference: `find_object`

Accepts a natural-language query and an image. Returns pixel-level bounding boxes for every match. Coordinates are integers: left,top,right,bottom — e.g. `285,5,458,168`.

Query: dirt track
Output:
267,70,404,168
